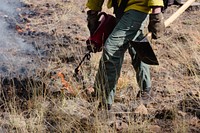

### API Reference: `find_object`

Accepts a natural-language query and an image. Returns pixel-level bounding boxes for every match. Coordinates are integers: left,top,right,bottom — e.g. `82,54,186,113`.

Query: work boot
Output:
98,102,112,111
85,87,96,102
107,104,112,110
136,89,151,105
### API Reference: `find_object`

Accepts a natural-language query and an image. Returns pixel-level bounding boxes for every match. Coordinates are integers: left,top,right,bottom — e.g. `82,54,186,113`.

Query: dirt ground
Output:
0,0,200,132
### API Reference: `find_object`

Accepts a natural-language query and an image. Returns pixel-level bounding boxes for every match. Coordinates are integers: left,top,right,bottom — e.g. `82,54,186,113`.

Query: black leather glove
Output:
87,10,99,35
148,13,165,39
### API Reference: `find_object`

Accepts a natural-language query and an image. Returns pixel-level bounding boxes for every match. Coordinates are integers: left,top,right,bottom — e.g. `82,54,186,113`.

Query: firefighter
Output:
86,0,165,110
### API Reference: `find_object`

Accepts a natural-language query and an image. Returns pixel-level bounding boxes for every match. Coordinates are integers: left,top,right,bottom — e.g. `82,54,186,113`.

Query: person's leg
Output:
128,47,151,92
93,10,148,108
128,17,151,101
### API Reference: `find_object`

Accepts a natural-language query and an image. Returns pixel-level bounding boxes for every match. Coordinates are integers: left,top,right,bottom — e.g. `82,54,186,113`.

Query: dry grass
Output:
0,0,200,133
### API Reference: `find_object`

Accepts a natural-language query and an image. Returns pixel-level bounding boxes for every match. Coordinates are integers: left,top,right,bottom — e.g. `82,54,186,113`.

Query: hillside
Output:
0,0,200,132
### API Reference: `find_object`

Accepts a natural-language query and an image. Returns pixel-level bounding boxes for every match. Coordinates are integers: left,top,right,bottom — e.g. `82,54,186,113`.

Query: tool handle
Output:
164,0,195,27
74,51,91,74
147,0,195,38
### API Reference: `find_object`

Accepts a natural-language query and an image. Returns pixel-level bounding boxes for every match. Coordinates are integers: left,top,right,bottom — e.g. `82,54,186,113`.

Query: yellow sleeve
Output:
148,0,164,7
86,0,105,11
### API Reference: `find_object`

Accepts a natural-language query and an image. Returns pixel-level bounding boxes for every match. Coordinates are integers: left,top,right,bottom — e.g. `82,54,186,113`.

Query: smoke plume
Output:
0,0,38,78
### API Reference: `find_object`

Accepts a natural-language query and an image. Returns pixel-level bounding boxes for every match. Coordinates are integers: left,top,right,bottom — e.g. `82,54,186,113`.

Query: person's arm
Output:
86,0,104,35
86,0,104,11
151,6,162,14
148,0,165,39
148,6,165,39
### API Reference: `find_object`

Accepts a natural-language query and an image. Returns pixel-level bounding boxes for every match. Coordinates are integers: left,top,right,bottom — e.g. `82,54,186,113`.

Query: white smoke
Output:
0,0,38,77
0,0,20,15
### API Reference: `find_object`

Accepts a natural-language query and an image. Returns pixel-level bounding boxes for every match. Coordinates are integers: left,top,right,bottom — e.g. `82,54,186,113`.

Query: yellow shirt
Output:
86,0,164,14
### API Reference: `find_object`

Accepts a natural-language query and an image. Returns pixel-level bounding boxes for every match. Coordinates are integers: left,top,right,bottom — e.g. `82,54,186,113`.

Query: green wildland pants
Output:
93,10,151,105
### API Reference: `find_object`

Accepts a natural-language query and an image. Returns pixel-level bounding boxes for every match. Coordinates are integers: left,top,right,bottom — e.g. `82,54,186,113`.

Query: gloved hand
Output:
148,13,165,39
87,10,99,35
